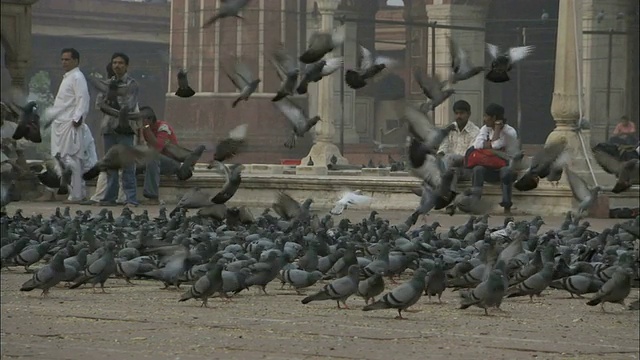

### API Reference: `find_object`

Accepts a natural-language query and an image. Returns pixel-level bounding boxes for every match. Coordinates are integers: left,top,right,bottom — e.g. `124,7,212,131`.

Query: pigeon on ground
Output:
485,43,535,83
13,242,51,272
586,267,633,312
506,262,554,302
296,57,343,95
69,242,117,293
345,45,395,89
565,167,602,219
209,161,244,204
330,190,373,215
179,263,226,307
270,46,299,102
592,147,639,193
299,26,345,64
362,267,429,319
425,261,447,303
357,273,385,305
273,98,321,149
301,264,360,309
550,273,605,298
20,249,68,297
413,69,454,111
459,269,506,315
224,60,261,108
202,0,252,28
211,123,248,162
175,69,196,98
448,37,485,84
280,269,323,294
272,191,313,222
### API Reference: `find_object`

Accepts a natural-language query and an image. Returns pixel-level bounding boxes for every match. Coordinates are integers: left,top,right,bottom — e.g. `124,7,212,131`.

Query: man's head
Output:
140,106,157,126
621,115,630,124
110,52,130,78
60,48,80,73
483,103,505,128
452,100,471,129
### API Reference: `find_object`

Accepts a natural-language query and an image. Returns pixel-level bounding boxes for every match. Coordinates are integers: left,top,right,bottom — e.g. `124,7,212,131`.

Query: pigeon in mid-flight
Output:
224,60,261,108
485,43,535,83
448,37,485,84
299,26,345,64
202,0,252,28
273,98,321,149
345,45,396,89
175,69,195,98
270,46,299,102
296,57,343,95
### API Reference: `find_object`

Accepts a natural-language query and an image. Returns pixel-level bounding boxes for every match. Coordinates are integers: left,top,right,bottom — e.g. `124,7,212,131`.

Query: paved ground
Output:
1,202,639,360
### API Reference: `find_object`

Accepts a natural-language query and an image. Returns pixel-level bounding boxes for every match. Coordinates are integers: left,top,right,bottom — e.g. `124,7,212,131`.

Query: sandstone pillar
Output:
581,0,634,142
545,0,609,186
425,2,489,128
301,0,349,167
403,0,429,108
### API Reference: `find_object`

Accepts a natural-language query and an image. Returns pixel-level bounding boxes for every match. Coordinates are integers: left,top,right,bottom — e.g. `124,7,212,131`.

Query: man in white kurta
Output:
48,48,91,203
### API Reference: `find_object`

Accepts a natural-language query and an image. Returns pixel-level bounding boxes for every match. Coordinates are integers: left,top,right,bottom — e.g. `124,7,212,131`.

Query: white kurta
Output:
49,67,90,157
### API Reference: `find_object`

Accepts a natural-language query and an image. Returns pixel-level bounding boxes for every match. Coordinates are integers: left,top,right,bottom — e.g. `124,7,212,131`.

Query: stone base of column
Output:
545,129,613,188
300,141,348,167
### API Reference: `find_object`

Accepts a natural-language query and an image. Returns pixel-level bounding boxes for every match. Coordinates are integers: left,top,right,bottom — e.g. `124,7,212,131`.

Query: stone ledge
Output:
84,169,639,216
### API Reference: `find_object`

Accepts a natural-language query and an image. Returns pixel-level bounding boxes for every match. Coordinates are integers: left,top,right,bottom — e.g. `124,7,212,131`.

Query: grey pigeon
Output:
515,140,568,191
362,267,429,319
506,262,554,302
296,57,343,95
179,263,226,307
404,105,456,151
357,273,385,305
592,147,639,193
280,269,323,294
273,98,321,149
10,101,42,143
550,273,604,298
299,26,345,64
413,69,454,111
69,242,117,293
596,10,605,23
541,9,549,21
270,46,299,102
83,144,157,181
565,166,602,219
202,0,252,28
272,191,313,222
448,36,485,84
301,264,360,309
586,267,633,312
224,60,261,108
171,187,215,216
345,45,395,89
211,123,249,162
14,242,51,272
485,43,535,83
210,161,245,204
1,238,28,268
175,69,195,98
245,251,284,295
425,261,447,303
459,269,506,315
222,268,251,295
20,249,67,297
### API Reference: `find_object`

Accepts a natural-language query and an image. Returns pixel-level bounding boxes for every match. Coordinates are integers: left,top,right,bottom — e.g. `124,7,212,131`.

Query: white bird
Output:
330,190,373,216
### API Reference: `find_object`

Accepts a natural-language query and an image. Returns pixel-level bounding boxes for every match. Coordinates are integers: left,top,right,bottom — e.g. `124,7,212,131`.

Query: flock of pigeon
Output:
1,203,639,319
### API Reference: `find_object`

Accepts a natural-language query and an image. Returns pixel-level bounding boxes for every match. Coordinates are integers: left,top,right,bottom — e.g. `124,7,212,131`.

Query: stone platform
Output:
80,164,639,216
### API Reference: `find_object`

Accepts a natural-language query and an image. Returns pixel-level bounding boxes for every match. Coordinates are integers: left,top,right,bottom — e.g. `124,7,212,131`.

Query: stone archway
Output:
1,0,39,101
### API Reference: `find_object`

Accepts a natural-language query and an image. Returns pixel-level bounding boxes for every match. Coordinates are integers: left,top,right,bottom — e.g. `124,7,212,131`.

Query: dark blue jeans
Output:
103,133,137,204
471,165,513,208
142,155,181,199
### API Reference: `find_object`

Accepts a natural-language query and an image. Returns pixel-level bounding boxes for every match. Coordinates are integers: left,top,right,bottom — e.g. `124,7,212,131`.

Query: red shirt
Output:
145,120,178,152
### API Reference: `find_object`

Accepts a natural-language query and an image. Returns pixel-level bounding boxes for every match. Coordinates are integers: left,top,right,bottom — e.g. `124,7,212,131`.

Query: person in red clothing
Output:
139,106,205,204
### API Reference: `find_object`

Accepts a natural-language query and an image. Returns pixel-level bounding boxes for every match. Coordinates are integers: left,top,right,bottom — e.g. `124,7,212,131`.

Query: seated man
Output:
437,100,480,181
470,103,518,213
139,106,205,205
610,115,637,146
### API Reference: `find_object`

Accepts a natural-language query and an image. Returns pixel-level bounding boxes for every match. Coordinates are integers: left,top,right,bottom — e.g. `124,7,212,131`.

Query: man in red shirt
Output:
139,106,205,204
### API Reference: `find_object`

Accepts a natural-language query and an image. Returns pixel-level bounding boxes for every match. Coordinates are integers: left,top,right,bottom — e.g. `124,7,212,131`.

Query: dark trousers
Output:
471,166,513,208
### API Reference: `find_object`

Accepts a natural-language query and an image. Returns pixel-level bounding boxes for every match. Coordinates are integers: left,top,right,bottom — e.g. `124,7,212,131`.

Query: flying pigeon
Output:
273,98,321,149
202,0,252,28
299,26,345,64
330,190,373,215
345,45,396,89
485,43,535,83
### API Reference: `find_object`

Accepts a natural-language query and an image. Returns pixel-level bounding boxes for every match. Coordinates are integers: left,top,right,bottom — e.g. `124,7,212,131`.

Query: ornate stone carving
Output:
550,92,580,127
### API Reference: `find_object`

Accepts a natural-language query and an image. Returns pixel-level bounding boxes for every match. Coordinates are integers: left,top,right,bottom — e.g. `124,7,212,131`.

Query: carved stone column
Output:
403,0,428,108
301,0,349,167
425,2,489,127
546,0,609,186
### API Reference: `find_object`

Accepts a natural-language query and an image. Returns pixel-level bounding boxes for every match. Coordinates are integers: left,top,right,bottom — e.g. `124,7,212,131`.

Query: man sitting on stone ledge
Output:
138,106,205,205
436,100,480,181
469,103,518,214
